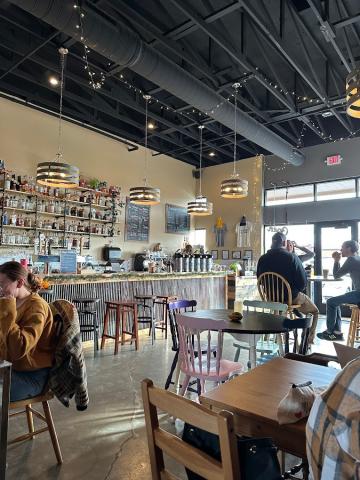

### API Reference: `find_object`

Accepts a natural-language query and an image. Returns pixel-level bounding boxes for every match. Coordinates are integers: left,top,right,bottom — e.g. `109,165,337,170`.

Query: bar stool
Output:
153,295,178,339
101,300,139,354
134,294,157,344
73,297,100,354
347,304,360,347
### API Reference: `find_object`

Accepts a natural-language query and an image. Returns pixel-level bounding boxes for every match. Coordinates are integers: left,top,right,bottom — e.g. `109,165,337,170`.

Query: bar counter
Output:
43,272,227,339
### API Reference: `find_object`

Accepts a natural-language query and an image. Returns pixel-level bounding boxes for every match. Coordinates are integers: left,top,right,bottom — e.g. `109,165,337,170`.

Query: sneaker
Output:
316,331,344,341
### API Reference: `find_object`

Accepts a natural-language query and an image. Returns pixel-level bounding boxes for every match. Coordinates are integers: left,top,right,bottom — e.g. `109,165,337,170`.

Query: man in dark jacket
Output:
257,232,319,342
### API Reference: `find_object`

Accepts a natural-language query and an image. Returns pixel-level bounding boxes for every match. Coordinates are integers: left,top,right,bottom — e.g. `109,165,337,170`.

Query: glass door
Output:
314,221,358,313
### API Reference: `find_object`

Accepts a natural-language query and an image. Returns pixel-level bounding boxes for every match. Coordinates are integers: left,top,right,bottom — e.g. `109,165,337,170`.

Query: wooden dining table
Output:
199,357,338,459
182,309,291,368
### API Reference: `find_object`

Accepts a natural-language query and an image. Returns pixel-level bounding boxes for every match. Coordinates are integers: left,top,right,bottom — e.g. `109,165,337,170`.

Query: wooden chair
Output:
141,378,240,480
165,299,197,392
257,272,301,318
177,314,243,395
232,300,289,366
8,391,63,464
346,304,360,347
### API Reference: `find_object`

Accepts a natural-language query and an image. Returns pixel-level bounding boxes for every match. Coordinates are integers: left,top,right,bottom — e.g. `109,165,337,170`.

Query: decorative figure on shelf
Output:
213,216,227,247
236,216,252,248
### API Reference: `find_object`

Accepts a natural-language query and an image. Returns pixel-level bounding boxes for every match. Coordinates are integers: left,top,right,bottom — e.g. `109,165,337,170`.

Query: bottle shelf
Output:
2,225,35,230
37,211,64,217
2,207,36,213
1,189,35,197
1,243,34,247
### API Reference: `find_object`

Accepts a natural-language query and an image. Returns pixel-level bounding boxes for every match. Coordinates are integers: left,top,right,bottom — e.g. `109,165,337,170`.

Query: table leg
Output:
249,335,257,369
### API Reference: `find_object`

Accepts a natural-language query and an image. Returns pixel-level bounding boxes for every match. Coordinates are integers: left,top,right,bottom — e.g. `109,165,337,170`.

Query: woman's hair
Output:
0,261,42,292
343,240,359,254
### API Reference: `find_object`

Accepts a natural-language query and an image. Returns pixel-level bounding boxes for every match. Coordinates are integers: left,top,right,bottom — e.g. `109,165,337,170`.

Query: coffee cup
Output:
322,269,329,279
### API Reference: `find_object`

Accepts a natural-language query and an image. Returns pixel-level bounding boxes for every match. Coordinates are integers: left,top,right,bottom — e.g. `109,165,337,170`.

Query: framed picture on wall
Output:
232,251,241,259
243,249,253,260
211,250,218,260
222,250,229,260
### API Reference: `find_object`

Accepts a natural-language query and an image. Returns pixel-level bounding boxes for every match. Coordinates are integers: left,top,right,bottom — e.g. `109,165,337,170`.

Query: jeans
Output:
326,290,360,333
10,368,51,402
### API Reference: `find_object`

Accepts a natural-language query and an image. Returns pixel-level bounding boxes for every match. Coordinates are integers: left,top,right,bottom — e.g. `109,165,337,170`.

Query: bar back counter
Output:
43,272,227,340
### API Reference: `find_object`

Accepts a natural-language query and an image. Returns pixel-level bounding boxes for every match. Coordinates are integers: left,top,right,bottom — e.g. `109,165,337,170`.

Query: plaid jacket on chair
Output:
48,299,89,410
306,357,360,480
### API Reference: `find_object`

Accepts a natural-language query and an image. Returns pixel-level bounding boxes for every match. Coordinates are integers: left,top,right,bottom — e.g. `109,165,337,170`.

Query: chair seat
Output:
9,391,54,409
181,357,243,379
289,304,301,309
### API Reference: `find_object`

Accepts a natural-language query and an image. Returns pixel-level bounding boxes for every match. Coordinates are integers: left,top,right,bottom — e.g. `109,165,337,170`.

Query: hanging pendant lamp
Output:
220,83,248,198
129,95,160,205
36,48,79,188
346,67,360,118
187,125,213,216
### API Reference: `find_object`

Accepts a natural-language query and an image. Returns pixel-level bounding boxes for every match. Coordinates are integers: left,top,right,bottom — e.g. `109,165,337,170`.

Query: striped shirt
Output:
306,357,360,479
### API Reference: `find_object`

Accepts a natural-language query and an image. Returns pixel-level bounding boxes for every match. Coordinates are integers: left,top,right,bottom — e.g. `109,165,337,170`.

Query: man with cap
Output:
257,232,319,343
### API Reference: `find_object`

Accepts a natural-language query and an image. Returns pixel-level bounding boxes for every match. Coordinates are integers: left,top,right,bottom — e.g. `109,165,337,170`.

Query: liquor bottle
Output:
4,174,11,190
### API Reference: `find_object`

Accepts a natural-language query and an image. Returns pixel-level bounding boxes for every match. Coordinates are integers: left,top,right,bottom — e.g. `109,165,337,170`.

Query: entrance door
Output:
314,221,358,313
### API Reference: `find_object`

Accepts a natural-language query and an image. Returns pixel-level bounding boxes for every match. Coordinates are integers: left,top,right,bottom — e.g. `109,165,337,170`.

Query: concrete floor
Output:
6,316,348,480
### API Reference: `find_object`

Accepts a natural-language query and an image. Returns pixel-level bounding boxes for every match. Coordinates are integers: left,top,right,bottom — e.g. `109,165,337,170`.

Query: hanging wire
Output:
57,47,68,160
143,94,151,186
198,125,204,196
232,83,240,176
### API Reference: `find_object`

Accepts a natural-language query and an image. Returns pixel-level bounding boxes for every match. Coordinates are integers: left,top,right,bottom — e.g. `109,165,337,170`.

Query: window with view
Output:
316,179,356,201
265,184,314,206
189,229,206,248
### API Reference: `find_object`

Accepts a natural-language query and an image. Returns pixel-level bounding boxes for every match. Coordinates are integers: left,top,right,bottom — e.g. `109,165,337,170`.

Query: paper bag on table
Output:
277,381,316,425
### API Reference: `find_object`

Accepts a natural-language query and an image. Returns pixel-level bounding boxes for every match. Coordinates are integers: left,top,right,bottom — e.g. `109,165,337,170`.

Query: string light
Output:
74,2,106,90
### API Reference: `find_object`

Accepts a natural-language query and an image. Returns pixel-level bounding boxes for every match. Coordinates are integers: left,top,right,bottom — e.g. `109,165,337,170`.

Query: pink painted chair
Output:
176,314,244,395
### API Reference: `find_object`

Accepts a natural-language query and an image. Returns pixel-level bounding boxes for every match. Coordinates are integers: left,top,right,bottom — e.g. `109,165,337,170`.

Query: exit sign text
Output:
326,154,342,166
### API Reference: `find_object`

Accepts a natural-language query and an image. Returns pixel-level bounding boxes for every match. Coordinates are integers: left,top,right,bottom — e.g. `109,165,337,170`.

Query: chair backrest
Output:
257,272,294,306
243,299,288,315
177,314,225,377
141,378,240,480
168,300,197,351
50,299,81,346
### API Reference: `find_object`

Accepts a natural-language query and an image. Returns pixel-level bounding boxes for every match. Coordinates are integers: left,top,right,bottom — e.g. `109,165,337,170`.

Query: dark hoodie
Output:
257,248,307,300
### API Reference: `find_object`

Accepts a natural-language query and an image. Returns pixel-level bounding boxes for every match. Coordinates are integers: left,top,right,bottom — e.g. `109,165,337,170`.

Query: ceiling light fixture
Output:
37,48,79,188
129,95,160,205
209,151,215,157
147,121,155,130
187,125,213,216
346,67,360,118
49,76,59,86
220,83,248,199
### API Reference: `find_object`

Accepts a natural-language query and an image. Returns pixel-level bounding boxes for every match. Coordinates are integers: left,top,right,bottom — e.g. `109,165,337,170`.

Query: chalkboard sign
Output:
125,197,150,242
165,204,190,234
60,250,77,273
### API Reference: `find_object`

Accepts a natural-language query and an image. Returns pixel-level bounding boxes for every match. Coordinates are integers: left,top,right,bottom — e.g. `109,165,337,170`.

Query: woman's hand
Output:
332,251,341,262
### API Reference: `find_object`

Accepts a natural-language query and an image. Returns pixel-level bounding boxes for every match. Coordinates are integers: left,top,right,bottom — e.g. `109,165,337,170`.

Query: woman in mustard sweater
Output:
0,261,55,401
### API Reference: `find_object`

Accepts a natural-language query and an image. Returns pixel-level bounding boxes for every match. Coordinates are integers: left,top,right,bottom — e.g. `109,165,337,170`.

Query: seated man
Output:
317,240,360,341
257,232,319,342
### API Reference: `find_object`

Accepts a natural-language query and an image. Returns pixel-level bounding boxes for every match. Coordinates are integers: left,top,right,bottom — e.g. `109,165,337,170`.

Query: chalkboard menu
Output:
165,204,190,234
60,250,77,273
125,198,150,242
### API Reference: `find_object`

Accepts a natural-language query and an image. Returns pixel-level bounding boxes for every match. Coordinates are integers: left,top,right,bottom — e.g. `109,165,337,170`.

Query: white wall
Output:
0,97,195,260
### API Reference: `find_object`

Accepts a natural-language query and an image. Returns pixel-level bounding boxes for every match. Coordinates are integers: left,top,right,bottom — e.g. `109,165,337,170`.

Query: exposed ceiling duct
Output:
8,0,305,166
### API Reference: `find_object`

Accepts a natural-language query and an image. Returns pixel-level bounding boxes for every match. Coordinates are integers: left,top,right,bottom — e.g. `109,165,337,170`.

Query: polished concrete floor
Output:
6,316,348,480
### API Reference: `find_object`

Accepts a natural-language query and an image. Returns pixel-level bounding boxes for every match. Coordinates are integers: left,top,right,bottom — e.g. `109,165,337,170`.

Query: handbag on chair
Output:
182,423,282,480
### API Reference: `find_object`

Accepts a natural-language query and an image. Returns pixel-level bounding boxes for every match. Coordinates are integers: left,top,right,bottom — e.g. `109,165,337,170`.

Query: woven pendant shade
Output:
346,68,360,118
36,158,79,188
187,195,213,216
220,174,248,198
129,186,160,205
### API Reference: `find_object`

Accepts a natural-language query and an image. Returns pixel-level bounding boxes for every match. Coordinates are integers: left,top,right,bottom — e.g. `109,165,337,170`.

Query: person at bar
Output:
257,232,319,342
0,261,55,401
286,240,314,263
317,240,360,341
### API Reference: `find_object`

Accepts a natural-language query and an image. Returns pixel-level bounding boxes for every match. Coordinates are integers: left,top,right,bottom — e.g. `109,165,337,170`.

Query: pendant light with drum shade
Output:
187,125,213,216
346,67,360,118
220,83,248,198
129,95,160,205
36,48,79,188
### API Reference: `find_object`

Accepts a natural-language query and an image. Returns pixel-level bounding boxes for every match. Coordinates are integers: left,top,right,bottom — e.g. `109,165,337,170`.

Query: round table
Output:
306,276,342,301
182,309,292,368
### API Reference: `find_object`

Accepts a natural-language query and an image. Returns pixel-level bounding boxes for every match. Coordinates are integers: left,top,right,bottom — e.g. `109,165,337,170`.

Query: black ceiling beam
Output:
306,0,351,72
334,13,360,29
0,30,58,81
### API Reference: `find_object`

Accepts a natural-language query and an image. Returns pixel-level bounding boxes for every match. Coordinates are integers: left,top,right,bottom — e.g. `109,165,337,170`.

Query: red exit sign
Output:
326,154,342,166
